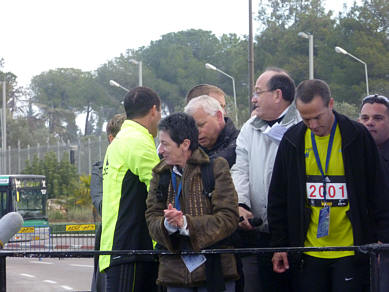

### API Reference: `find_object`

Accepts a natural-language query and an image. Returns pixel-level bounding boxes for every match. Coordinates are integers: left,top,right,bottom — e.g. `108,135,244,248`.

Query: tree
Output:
22,152,79,199
30,68,108,140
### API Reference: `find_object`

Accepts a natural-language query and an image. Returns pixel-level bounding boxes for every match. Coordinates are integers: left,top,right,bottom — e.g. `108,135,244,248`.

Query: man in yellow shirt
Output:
268,79,389,292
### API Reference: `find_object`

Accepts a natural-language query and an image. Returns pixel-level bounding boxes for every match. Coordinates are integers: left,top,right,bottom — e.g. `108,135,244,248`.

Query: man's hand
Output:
272,252,289,273
164,203,184,228
238,206,254,230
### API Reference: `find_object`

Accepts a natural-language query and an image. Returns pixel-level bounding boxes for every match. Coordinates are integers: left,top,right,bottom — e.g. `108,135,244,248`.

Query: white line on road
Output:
20,273,35,278
43,280,57,284
69,264,93,268
30,261,53,265
61,285,73,290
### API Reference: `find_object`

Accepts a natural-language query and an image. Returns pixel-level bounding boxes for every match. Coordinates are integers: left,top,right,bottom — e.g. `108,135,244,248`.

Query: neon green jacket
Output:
99,120,159,271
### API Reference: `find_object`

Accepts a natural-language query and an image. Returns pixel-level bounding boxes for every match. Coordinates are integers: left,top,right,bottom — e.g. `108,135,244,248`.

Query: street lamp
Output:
335,46,369,96
205,63,238,125
298,32,314,79
130,59,143,86
109,80,129,92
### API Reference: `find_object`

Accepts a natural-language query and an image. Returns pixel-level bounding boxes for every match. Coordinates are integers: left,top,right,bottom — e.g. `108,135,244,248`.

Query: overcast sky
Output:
1,0,354,87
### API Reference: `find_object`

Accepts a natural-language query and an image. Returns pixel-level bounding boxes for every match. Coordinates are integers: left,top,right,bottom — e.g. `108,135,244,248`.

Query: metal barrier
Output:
0,244,389,292
4,223,97,251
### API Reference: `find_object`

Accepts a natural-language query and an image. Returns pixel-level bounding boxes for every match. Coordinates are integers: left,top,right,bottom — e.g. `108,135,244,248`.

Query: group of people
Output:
90,67,389,292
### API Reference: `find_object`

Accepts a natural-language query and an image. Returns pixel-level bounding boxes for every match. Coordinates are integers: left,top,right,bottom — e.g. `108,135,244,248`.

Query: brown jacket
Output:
146,148,239,287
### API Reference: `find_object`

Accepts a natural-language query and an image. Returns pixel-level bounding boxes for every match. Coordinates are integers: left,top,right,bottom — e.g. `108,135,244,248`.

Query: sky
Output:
1,0,355,88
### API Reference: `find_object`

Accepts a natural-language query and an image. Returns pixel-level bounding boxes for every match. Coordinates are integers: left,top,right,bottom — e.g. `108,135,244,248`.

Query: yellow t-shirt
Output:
304,125,354,258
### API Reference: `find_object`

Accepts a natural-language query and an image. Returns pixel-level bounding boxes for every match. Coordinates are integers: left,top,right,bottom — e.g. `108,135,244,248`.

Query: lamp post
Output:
1,81,6,173
130,59,142,86
109,80,129,92
335,46,369,96
298,32,314,80
205,63,238,125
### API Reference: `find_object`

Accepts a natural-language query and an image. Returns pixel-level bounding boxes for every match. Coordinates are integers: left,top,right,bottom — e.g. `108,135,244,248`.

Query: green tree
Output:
22,152,79,199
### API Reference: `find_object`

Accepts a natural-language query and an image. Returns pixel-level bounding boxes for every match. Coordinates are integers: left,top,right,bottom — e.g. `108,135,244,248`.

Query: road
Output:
6,257,94,292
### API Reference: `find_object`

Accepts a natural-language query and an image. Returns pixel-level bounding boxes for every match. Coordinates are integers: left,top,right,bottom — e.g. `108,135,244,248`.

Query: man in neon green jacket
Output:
99,86,161,292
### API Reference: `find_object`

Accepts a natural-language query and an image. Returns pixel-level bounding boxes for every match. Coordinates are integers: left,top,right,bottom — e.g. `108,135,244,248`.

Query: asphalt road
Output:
6,257,94,292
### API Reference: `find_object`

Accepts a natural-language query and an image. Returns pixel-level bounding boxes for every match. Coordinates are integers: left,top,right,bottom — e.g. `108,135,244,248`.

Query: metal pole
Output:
0,255,6,292
139,61,143,86
18,140,21,174
364,63,369,96
248,0,254,113
2,81,6,174
309,35,314,80
231,78,239,125
343,51,369,96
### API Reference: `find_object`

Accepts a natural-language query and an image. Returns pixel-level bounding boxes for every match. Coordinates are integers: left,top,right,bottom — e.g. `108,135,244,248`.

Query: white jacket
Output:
231,103,301,232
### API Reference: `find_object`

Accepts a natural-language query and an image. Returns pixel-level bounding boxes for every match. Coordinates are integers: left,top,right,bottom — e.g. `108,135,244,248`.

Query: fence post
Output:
77,138,81,174
99,135,102,161
0,255,6,292
18,140,21,174
88,137,91,175
57,139,60,162
8,146,11,174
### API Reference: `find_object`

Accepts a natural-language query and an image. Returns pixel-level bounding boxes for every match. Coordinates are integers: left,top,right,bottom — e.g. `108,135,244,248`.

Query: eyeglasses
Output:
253,89,274,98
362,94,389,106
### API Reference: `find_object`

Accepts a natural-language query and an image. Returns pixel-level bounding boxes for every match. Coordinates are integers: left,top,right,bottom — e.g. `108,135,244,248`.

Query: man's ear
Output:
273,89,282,103
181,139,191,151
216,110,224,122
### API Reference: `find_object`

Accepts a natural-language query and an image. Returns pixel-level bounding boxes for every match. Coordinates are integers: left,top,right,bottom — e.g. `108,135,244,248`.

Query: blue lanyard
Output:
171,172,182,211
310,117,337,202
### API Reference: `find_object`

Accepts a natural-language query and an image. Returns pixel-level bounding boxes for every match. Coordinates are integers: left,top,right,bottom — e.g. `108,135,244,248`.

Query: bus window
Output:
0,191,6,217
15,189,45,220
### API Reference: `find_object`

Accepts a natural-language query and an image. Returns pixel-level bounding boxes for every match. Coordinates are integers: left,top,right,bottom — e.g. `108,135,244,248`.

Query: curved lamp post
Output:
335,46,369,96
298,32,314,80
109,80,129,92
205,63,238,125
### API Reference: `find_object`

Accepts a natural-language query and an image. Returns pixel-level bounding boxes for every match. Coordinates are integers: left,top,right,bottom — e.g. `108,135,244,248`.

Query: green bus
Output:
0,174,48,227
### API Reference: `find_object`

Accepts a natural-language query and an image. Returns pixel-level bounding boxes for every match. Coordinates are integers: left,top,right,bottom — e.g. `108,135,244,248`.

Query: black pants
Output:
105,261,158,292
91,224,106,292
239,231,295,292
301,255,362,292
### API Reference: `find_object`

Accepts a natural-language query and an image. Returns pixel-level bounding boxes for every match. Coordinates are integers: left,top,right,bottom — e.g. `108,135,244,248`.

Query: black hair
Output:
296,79,331,105
267,74,296,102
158,113,199,152
124,86,161,119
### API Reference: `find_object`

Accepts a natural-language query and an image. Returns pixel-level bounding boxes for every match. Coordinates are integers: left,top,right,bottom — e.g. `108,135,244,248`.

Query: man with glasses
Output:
231,67,300,292
359,94,389,173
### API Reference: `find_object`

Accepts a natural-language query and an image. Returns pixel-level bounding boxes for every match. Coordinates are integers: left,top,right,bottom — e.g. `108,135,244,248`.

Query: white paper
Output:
181,254,207,273
263,123,288,142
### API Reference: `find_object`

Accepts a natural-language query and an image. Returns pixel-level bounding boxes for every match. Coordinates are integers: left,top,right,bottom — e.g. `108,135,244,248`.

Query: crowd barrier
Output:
4,223,97,251
0,244,388,292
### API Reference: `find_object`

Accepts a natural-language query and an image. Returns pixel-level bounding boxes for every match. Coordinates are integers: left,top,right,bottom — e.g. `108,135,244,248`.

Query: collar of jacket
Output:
202,117,239,152
250,102,300,130
284,111,360,149
153,148,210,174
120,119,153,138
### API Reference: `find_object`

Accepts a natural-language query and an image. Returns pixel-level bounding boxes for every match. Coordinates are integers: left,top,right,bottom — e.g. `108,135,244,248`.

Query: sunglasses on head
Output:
362,94,389,106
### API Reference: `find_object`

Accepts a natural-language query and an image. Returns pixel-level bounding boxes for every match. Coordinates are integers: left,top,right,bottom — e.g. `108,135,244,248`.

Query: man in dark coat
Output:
359,94,389,174
184,95,239,168
268,79,389,292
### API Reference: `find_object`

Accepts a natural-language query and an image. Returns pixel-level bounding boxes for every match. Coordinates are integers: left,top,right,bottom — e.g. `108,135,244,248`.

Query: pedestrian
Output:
268,79,389,292
99,87,161,292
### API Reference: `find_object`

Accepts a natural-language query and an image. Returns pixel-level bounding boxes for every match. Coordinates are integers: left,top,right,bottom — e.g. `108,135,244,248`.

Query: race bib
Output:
306,175,348,207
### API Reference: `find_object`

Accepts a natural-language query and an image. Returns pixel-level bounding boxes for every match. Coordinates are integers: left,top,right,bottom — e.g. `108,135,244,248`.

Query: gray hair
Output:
184,95,224,118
